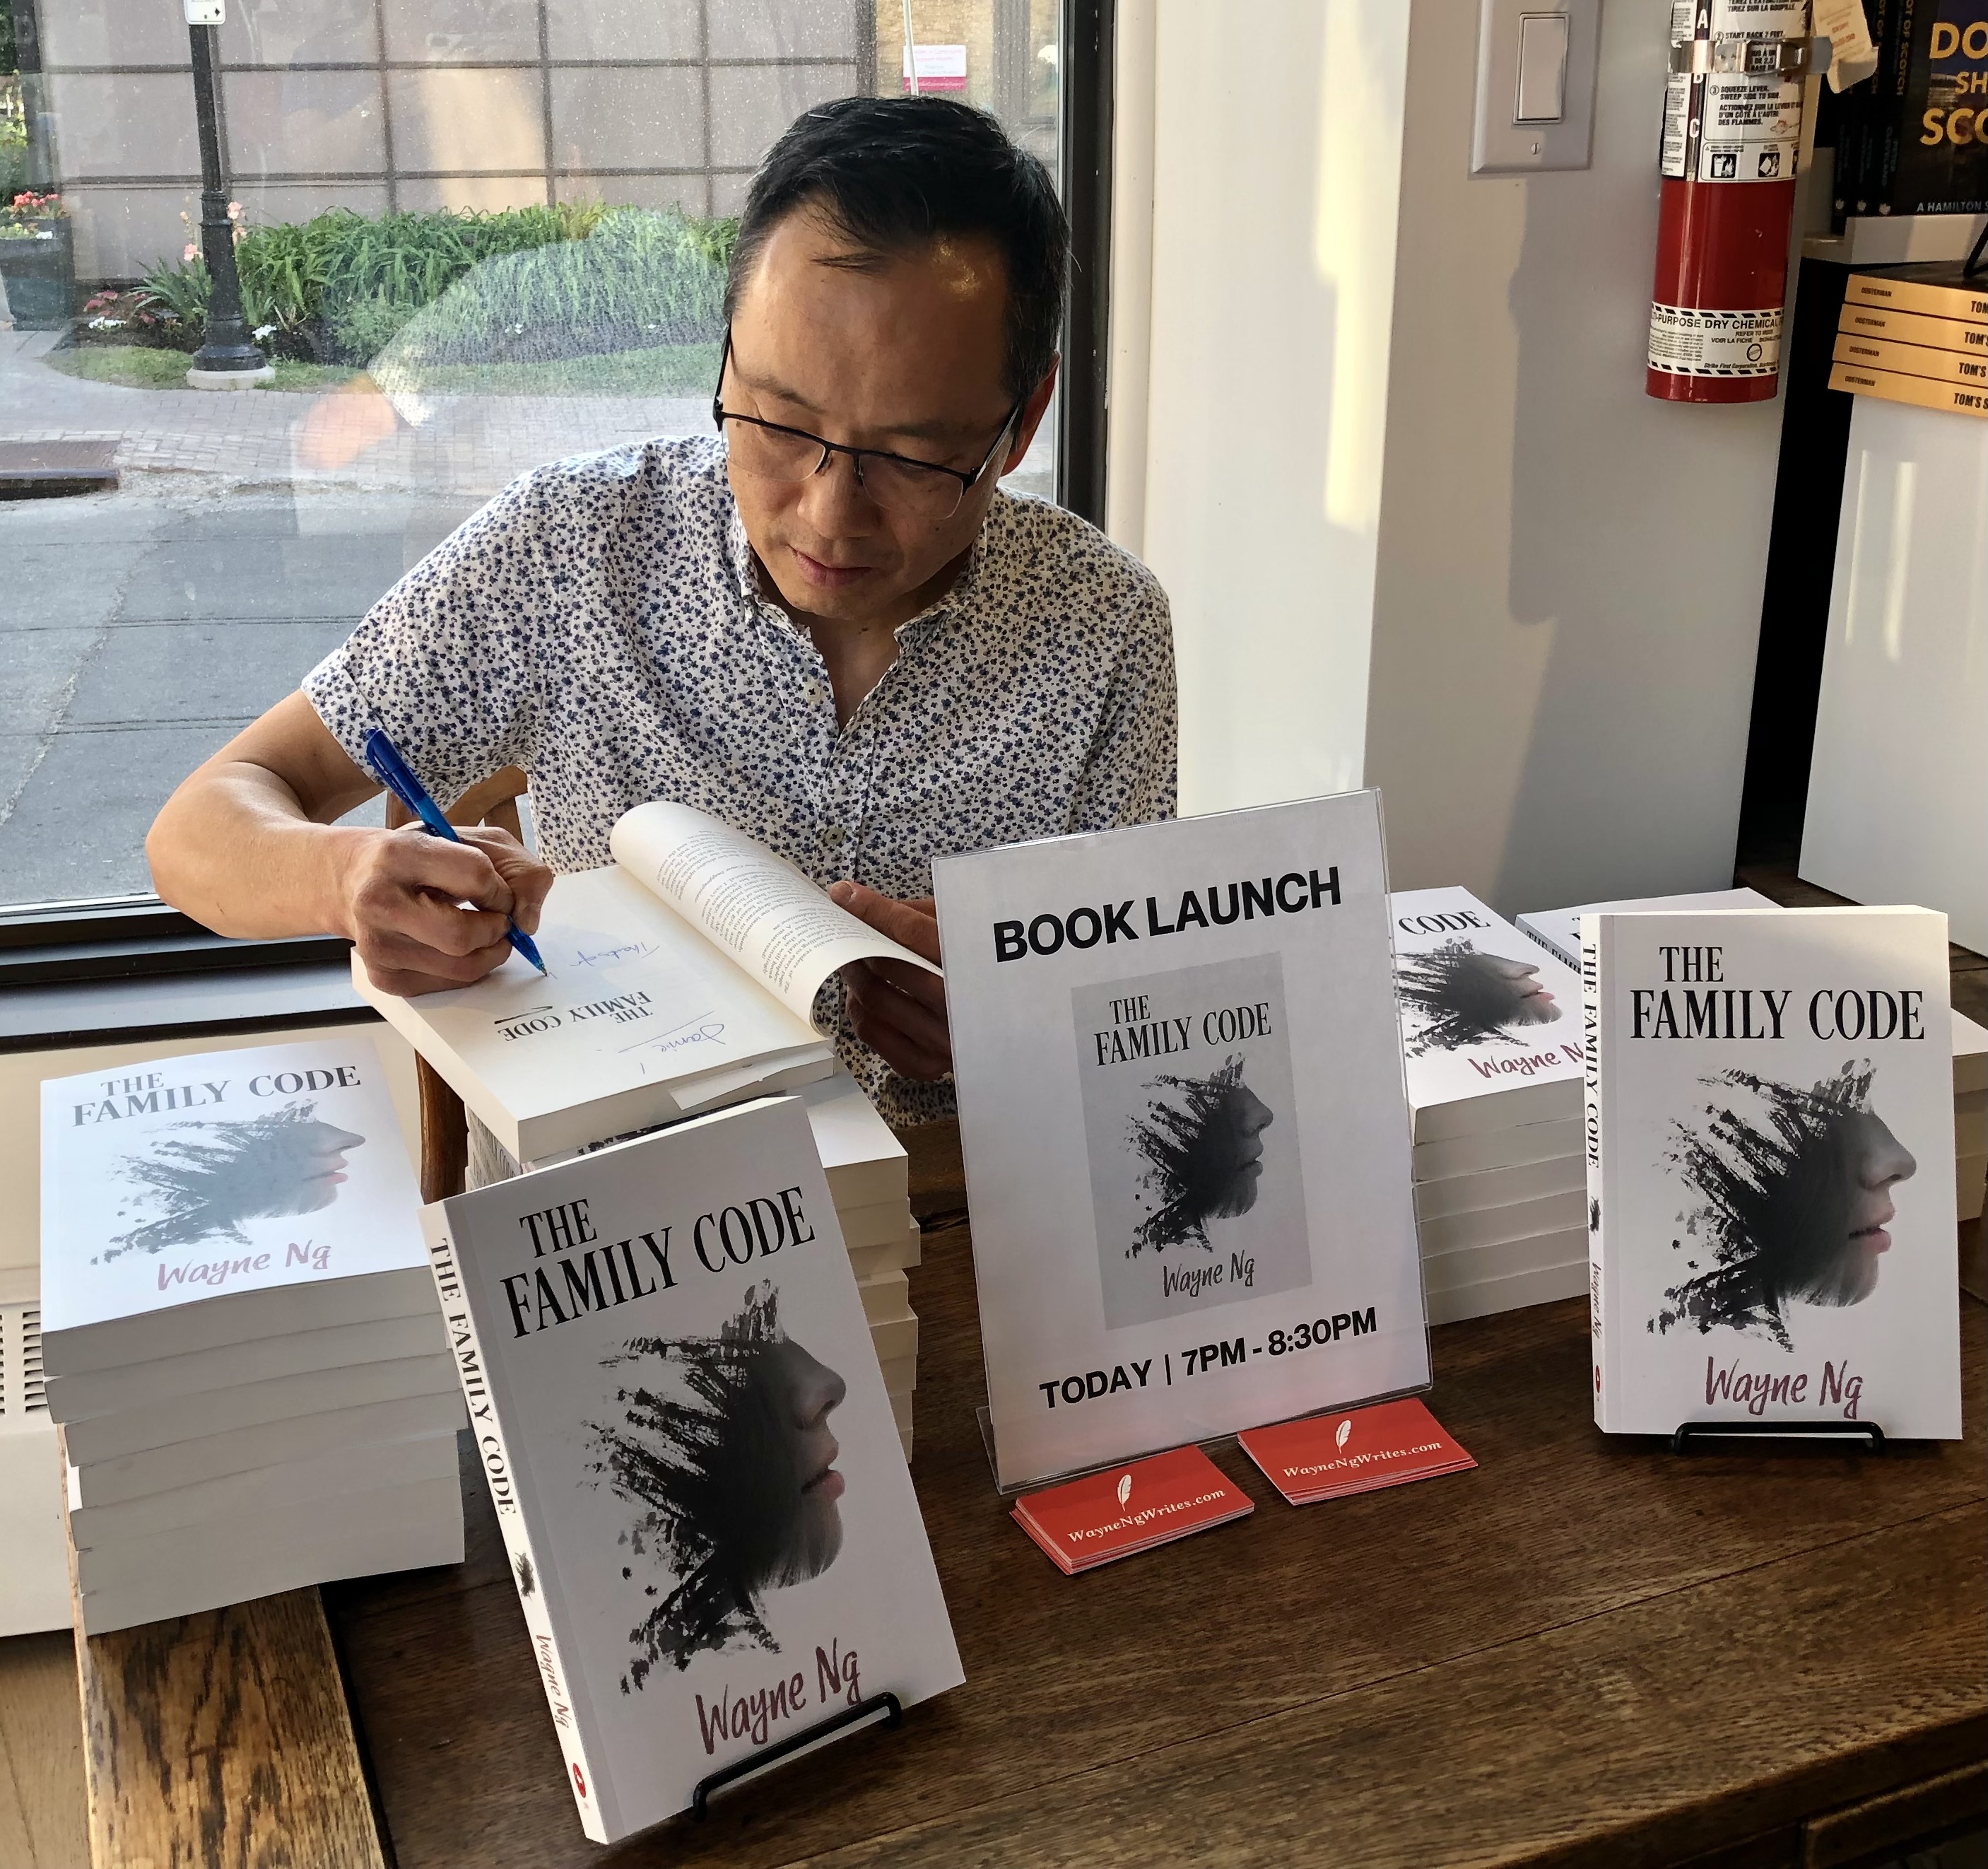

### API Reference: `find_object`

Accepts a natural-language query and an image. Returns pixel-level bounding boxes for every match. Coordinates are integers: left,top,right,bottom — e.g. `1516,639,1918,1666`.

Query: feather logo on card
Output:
1335,1418,1353,1450
1116,1472,1132,1507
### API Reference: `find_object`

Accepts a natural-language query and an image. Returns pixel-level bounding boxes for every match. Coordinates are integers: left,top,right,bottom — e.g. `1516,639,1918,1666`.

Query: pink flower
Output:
184,242,199,262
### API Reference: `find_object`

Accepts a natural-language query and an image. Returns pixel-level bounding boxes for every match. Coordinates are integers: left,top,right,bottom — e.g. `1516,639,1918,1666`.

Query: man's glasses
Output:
712,334,1024,522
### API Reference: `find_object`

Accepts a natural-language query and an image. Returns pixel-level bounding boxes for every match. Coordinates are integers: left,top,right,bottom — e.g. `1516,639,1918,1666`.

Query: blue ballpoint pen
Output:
362,727,548,976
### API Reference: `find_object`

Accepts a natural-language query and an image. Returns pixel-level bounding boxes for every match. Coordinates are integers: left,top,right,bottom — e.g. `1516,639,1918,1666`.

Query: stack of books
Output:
1389,889,1587,1323
40,1039,465,1636
799,1075,921,1460
1520,888,1988,1227
1828,267,1987,421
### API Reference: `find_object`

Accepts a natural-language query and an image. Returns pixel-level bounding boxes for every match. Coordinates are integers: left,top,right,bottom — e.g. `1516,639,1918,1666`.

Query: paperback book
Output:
422,1094,961,1844
1389,887,1584,1141
935,791,1429,1491
358,802,936,1160
40,1036,430,1371
1584,908,1960,1438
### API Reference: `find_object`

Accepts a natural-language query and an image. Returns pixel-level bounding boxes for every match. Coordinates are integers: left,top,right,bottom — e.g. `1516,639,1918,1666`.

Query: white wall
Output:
1363,0,1792,915
1136,0,1412,818
1129,0,1800,918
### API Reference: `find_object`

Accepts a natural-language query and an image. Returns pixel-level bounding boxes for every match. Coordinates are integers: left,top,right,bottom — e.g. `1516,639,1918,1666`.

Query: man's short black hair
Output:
724,95,1069,404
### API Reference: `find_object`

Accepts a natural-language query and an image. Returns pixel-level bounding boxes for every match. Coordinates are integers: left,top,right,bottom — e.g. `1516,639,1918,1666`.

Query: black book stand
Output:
690,1691,902,1820
1670,1420,1886,1455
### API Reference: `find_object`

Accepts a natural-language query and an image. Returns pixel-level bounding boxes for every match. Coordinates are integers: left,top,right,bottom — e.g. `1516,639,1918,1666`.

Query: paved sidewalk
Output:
1,332,712,499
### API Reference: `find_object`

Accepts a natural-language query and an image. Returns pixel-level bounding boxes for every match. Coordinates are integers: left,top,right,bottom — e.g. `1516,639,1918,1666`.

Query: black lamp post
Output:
185,10,266,380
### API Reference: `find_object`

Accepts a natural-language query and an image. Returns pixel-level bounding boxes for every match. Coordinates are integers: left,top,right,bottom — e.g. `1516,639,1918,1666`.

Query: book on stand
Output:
1584,908,1960,1439
421,1094,960,1844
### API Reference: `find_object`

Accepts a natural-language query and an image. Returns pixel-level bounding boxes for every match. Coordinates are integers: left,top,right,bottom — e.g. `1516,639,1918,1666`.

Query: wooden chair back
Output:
381,764,529,1203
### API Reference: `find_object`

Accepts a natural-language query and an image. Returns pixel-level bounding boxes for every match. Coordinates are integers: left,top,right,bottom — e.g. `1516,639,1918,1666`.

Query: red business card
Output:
1013,1445,1254,1573
1237,1398,1475,1504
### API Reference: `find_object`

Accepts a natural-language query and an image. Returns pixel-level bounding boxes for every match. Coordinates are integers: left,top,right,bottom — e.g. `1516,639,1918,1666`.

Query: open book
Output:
355,802,937,1161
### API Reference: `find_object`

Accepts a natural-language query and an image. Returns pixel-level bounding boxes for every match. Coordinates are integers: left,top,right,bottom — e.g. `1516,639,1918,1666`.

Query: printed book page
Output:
357,864,828,1152
611,802,938,1024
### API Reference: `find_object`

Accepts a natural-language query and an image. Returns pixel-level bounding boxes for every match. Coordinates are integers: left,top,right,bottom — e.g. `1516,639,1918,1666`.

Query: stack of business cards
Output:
1011,1446,1254,1574
1390,889,1587,1323
1239,1397,1476,1504
1519,889,1988,1224
40,1038,465,1636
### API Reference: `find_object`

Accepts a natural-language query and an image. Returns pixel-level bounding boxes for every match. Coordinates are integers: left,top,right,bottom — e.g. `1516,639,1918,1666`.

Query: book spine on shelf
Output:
423,1221,608,1844
1836,302,1988,353
1843,274,1988,322
1832,331,1988,385
1582,917,1608,1433
1828,361,1988,415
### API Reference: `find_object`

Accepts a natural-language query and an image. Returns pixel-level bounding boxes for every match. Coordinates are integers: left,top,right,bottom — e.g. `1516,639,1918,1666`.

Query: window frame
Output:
1,3,1119,1009
1055,0,1114,527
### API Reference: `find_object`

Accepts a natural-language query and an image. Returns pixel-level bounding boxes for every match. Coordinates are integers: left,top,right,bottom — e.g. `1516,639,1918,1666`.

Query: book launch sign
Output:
936,792,1430,1489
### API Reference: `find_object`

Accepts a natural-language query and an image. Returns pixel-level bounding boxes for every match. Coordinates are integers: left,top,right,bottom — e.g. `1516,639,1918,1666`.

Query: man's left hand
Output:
830,882,951,1082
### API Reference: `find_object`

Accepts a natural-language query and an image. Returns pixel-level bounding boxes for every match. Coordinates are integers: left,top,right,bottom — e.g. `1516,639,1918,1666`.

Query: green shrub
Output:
366,207,731,369
129,201,738,367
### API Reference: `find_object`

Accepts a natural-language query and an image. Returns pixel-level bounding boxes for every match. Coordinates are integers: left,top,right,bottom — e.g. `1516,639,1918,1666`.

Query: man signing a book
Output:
148,96,1176,1127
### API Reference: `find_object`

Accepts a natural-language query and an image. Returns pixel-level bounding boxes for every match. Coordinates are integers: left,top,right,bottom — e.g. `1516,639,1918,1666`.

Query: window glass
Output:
0,0,1059,910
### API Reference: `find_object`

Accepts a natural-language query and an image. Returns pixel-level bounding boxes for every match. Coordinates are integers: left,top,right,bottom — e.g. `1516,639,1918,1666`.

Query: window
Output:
0,0,1091,919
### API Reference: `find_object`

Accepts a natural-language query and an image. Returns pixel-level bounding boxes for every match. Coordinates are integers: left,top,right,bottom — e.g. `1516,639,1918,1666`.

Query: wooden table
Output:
278,1130,1983,1869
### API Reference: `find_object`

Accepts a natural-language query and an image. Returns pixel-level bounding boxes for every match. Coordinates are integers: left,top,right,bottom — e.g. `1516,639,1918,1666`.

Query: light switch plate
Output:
1471,0,1600,175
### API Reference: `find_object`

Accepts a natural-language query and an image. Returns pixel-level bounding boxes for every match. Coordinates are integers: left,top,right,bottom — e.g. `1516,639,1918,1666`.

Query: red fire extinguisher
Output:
1647,1,1818,404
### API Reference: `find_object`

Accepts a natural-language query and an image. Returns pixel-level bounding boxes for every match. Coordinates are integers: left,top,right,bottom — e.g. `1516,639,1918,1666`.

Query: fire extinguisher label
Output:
1662,0,1808,182
1648,303,1783,375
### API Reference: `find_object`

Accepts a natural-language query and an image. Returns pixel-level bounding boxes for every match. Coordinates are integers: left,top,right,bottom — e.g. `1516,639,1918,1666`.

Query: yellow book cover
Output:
1831,332,1988,387
1836,303,1988,356
1845,269,1988,324
1828,361,1988,417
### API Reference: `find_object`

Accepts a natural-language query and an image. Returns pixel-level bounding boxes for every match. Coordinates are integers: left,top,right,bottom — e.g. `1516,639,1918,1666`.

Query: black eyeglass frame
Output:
711,332,1028,513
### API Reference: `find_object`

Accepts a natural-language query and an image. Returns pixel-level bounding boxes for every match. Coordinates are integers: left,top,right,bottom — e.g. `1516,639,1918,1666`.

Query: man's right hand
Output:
335,824,553,997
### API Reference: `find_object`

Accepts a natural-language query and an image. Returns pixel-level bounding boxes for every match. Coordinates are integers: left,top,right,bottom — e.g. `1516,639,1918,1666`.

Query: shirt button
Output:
804,680,825,707
821,825,845,849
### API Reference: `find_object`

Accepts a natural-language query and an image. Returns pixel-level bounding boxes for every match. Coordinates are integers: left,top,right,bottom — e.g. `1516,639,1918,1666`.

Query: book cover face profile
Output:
936,791,1430,1492
1075,954,1311,1328
425,1096,960,1844
40,1036,424,1340
1238,1398,1475,1504
1012,1445,1253,1573
1389,887,1583,1115
1587,909,1961,1439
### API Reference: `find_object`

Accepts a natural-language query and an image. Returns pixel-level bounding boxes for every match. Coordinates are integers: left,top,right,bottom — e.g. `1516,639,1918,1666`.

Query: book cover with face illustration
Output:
422,1095,960,1845
1389,886,1584,1125
936,792,1429,1492
40,1036,427,1343
1586,908,1960,1439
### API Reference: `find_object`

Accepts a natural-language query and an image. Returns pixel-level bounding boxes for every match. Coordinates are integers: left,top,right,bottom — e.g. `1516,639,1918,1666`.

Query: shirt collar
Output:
721,485,1003,640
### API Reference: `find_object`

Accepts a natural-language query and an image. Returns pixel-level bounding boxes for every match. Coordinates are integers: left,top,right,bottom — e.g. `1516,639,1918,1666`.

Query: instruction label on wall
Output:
1661,0,1809,183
